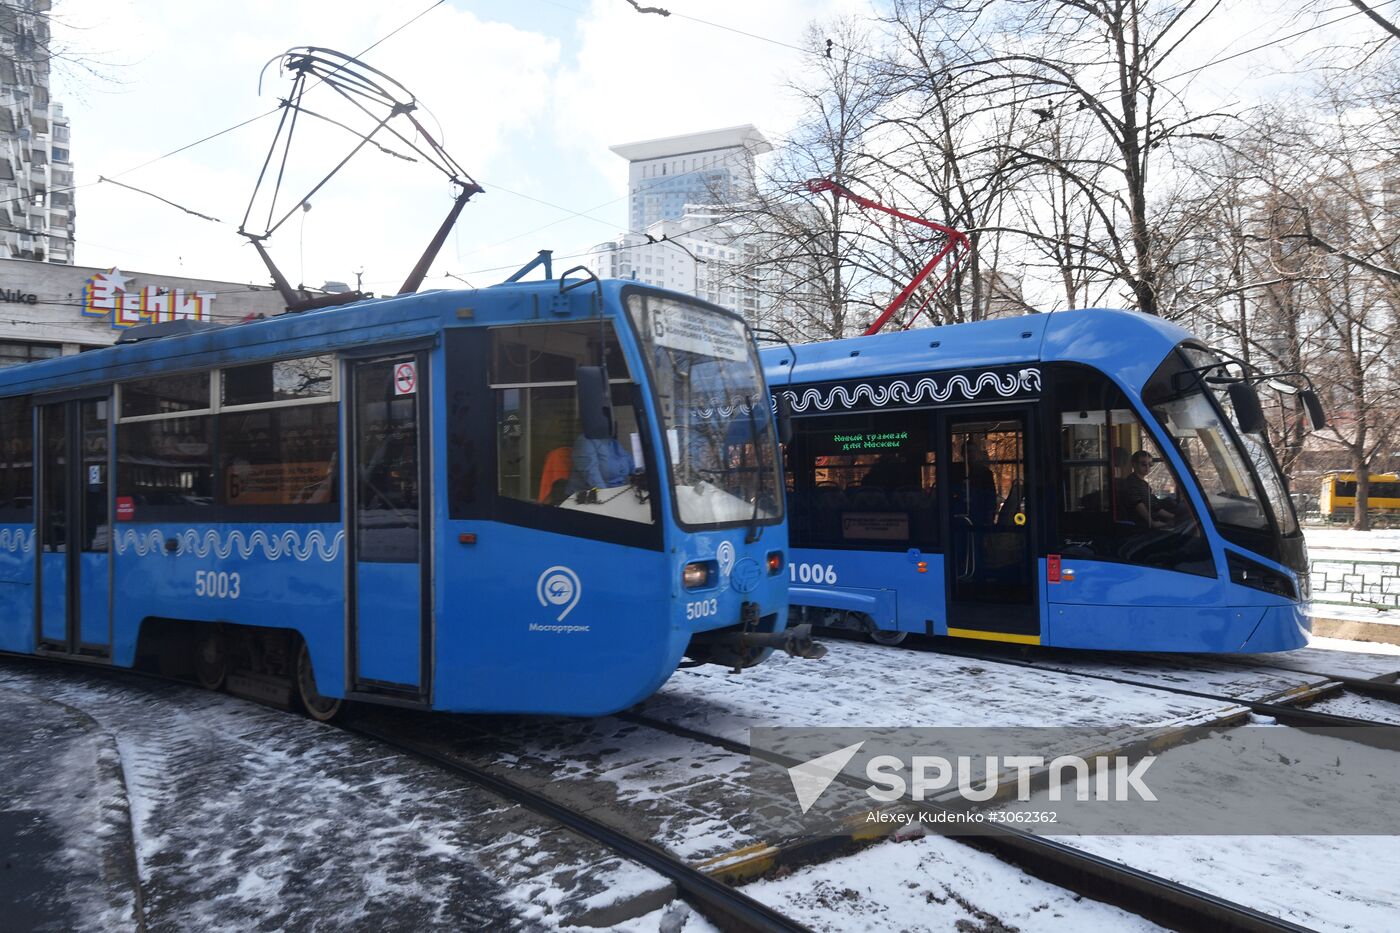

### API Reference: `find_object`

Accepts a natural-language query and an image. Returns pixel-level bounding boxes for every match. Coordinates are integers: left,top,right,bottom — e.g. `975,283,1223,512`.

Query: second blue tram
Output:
763,308,1311,653
0,273,800,717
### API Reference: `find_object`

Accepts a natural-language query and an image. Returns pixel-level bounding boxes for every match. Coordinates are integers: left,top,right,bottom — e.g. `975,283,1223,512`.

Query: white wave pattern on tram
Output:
115,528,345,562
0,527,34,553
779,367,1040,414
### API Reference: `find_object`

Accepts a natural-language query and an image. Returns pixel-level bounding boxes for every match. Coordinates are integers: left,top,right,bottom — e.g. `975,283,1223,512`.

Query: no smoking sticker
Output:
393,361,417,395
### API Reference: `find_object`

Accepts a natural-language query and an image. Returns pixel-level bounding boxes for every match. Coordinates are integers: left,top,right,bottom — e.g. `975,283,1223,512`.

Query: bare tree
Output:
721,21,893,341
908,0,1236,316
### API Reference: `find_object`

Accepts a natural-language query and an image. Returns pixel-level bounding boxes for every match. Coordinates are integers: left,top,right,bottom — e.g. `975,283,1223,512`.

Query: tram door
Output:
347,355,431,699
36,397,111,656
941,411,1039,642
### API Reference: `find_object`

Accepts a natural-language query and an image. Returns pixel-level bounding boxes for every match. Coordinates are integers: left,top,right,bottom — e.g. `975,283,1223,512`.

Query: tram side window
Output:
219,404,338,514
0,396,32,521
116,415,215,513
1053,365,1212,576
219,355,338,519
116,357,341,522
784,411,939,551
490,323,653,525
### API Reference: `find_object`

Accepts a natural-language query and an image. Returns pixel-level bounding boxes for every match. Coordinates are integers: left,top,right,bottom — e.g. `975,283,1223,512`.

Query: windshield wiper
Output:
744,394,763,544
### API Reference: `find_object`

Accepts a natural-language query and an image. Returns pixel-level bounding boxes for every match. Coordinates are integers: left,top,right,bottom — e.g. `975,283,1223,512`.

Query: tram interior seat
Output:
537,447,574,505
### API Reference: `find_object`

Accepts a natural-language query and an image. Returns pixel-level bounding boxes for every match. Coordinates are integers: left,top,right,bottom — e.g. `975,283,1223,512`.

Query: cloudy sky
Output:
48,0,864,294
47,0,1379,299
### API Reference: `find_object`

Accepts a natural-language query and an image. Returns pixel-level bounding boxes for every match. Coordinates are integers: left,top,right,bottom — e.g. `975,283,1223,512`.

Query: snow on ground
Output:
369,710,772,863
1249,641,1400,680
1009,728,1400,933
0,686,139,933
1306,634,1400,656
642,639,1245,753
0,660,673,931
1306,690,1400,724
744,832,1165,933
1299,523,1400,551
1309,602,1400,629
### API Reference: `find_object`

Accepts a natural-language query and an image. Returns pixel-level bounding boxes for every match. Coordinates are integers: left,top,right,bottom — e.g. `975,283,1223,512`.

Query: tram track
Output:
618,709,1312,933
3,649,1355,932
3,654,811,931
899,636,1400,739
335,715,814,933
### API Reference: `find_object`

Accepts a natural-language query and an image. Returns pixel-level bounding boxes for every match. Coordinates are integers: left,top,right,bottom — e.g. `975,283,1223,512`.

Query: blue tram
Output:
0,272,801,717
763,308,1314,653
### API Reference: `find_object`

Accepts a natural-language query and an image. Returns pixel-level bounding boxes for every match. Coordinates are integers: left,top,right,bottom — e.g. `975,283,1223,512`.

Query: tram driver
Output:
1121,449,1179,529
568,431,635,495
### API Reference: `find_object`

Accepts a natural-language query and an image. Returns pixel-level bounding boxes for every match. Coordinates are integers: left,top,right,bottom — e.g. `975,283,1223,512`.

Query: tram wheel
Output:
195,628,228,690
296,641,343,722
867,626,908,647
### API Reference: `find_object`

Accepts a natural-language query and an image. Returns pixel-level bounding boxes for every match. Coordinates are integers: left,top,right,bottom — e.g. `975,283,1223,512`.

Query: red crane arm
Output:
805,178,970,336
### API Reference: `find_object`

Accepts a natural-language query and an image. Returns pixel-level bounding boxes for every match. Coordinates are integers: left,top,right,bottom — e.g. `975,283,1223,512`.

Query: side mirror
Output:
577,365,613,439
1300,389,1327,431
1227,381,1268,435
775,392,793,446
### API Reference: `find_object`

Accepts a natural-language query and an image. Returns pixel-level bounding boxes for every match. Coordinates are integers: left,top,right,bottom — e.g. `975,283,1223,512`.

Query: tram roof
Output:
762,308,1195,397
0,278,679,397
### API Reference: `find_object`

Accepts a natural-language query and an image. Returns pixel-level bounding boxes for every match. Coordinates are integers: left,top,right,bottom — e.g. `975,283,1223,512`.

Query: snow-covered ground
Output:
743,832,1164,933
0,661,678,931
5,630,1397,933
648,640,1400,933
1009,727,1400,933
642,640,1246,744
1306,526,1400,555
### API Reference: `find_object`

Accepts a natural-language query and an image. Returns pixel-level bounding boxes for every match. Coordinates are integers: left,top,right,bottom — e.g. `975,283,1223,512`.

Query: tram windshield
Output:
1143,347,1296,539
626,292,783,529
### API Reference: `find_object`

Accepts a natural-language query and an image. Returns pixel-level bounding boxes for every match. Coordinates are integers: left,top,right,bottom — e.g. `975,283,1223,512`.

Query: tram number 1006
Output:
194,570,242,599
790,562,838,585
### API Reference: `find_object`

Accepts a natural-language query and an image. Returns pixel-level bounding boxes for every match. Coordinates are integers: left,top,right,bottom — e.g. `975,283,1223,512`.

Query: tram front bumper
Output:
683,602,827,669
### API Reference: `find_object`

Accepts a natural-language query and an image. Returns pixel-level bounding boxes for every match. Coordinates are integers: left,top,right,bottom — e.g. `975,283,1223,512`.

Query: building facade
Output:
610,125,770,234
590,126,774,324
0,0,73,265
0,257,291,367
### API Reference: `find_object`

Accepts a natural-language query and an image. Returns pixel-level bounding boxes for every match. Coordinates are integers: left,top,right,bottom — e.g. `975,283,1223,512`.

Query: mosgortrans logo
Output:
536,565,582,620
532,565,588,633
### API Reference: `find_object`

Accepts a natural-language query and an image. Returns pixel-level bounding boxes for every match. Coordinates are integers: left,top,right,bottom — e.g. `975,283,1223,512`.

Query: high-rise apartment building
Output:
610,125,770,233
0,0,74,264
589,126,775,324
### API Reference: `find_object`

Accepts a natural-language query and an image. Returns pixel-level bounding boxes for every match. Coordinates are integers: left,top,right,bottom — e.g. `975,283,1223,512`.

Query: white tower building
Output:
610,125,770,234
0,0,73,264
590,126,771,323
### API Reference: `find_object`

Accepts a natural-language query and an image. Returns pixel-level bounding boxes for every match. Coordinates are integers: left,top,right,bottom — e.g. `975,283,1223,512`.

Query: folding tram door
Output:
345,352,433,702
35,394,112,657
939,408,1040,644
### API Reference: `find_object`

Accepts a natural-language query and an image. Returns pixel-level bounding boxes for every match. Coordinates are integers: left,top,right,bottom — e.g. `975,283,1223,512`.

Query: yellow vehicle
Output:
1320,472,1400,520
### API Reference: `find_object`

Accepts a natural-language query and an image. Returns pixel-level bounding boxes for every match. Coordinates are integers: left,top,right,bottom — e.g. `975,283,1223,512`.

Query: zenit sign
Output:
82,267,217,329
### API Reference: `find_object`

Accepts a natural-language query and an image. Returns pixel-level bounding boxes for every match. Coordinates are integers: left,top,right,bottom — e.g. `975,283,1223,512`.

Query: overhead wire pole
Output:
238,46,483,311
804,178,970,336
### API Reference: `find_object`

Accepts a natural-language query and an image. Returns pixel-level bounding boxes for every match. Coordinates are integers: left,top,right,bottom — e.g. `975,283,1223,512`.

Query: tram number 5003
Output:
790,562,838,585
194,570,242,599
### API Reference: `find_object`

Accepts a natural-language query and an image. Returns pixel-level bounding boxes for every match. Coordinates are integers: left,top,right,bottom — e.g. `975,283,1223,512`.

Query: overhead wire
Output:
4,0,450,225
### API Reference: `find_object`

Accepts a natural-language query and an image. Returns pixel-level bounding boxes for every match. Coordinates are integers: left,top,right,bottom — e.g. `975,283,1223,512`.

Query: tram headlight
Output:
767,551,784,575
683,561,713,590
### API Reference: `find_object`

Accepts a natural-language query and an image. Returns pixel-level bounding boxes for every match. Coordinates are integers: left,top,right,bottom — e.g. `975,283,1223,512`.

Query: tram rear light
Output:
767,551,784,574
683,562,712,589
916,561,928,573
458,532,477,545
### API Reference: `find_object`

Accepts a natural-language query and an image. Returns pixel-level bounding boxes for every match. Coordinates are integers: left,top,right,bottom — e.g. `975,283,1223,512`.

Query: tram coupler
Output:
739,623,828,660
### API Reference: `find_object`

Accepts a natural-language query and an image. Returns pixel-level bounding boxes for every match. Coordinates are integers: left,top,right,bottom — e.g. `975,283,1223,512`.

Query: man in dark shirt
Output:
1123,450,1177,528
